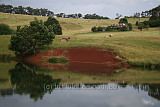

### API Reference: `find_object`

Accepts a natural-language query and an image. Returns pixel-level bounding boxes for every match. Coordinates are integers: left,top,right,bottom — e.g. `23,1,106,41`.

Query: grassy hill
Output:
0,12,160,67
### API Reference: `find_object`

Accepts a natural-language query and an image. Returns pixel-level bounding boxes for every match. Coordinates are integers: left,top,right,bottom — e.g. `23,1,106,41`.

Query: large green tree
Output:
9,18,55,56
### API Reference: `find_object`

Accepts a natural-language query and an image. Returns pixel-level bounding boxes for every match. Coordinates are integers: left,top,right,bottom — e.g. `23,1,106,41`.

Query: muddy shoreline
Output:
13,47,130,74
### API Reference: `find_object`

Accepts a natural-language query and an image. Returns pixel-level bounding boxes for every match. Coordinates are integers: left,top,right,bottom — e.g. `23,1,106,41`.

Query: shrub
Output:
97,26,104,32
52,24,62,35
0,23,13,35
44,17,62,35
135,21,139,26
91,26,97,32
128,23,132,31
48,57,68,64
149,20,159,27
119,18,128,24
138,23,145,31
119,26,128,31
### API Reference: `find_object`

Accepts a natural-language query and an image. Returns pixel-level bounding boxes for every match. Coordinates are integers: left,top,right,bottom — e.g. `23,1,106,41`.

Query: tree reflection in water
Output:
133,84,160,101
8,63,61,101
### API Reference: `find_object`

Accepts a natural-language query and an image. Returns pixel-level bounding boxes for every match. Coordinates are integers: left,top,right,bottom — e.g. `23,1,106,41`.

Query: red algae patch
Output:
23,47,128,74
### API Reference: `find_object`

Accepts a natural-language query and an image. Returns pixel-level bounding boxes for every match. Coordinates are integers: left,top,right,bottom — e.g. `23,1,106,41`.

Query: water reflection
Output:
133,84,160,101
1,63,61,101
0,62,160,107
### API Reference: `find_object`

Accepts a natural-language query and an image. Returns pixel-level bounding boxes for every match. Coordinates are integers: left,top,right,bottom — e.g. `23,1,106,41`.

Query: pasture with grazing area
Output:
0,12,160,67
0,5,160,106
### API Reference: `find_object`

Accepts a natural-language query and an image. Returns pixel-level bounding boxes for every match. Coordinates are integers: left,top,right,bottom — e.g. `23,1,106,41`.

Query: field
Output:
0,12,160,67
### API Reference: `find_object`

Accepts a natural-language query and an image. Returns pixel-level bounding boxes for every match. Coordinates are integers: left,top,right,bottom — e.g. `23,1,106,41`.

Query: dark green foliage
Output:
0,4,54,16
128,23,133,31
149,15,159,21
119,26,129,31
135,21,139,26
84,14,109,19
0,23,13,35
149,19,160,27
52,24,62,35
138,23,145,31
91,26,98,32
48,57,68,64
91,26,105,32
9,18,55,56
119,18,128,24
97,26,104,32
9,63,61,101
148,14,160,27
91,25,131,32
44,17,62,35
44,17,59,25
105,26,118,32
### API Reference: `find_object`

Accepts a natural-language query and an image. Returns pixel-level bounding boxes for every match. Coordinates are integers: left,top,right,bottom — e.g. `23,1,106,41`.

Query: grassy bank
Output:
0,13,160,67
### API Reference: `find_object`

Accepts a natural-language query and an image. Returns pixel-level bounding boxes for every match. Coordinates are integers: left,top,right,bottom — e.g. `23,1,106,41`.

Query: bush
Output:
97,26,104,32
0,23,13,35
119,18,128,24
119,26,128,31
149,20,160,27
48,57,68,64
44,17,62,35
91,26,97,32
128,23,132,31
135,21,139,26
52,24,62,35
105,26,118,31
138,23,145,31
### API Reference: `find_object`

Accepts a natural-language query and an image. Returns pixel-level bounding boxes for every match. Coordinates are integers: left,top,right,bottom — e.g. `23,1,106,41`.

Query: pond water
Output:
0,61,160,107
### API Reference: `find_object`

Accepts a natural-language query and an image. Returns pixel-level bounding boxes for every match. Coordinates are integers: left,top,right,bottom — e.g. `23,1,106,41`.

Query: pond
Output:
0,48,160,107
0,61,160,107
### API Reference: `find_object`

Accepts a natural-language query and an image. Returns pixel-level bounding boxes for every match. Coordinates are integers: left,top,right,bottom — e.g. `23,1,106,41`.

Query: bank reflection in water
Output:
0,63,160,107
0,63,61,101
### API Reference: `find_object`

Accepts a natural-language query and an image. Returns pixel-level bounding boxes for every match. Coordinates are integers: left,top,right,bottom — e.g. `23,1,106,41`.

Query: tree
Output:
91,26,97,32
9,18,55,56
115,13,122,19
44,17,59,25
119,18,128,24
0,23,13,35
78,13,82,18
44,17,62,35
138,23,145,31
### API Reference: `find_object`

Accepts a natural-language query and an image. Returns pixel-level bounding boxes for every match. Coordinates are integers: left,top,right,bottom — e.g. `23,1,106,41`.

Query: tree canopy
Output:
44,17,62,35
9,18,55,56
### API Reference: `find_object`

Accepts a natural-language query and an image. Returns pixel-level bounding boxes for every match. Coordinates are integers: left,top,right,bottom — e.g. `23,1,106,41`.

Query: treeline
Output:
91,18,132,32
125,5,160,18
0,4,54,16
56,13,109,19
0,4,110,19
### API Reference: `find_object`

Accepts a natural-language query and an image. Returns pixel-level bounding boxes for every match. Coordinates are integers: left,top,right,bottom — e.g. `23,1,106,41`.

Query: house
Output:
111,23,128,28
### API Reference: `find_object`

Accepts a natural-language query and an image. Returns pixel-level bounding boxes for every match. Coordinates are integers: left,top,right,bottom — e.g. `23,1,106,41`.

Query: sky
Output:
0,0,160,18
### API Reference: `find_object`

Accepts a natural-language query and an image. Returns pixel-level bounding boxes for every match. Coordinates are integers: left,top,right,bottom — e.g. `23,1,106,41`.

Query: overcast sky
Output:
0,0,160,18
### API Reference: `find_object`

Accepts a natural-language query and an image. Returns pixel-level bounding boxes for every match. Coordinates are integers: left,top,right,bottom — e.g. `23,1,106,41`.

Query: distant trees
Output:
84,13,109,19
0,4,54,16
91,18,132,32
0,23,13,35
44,17,62,35
9,18,55,56
115,13,123,19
